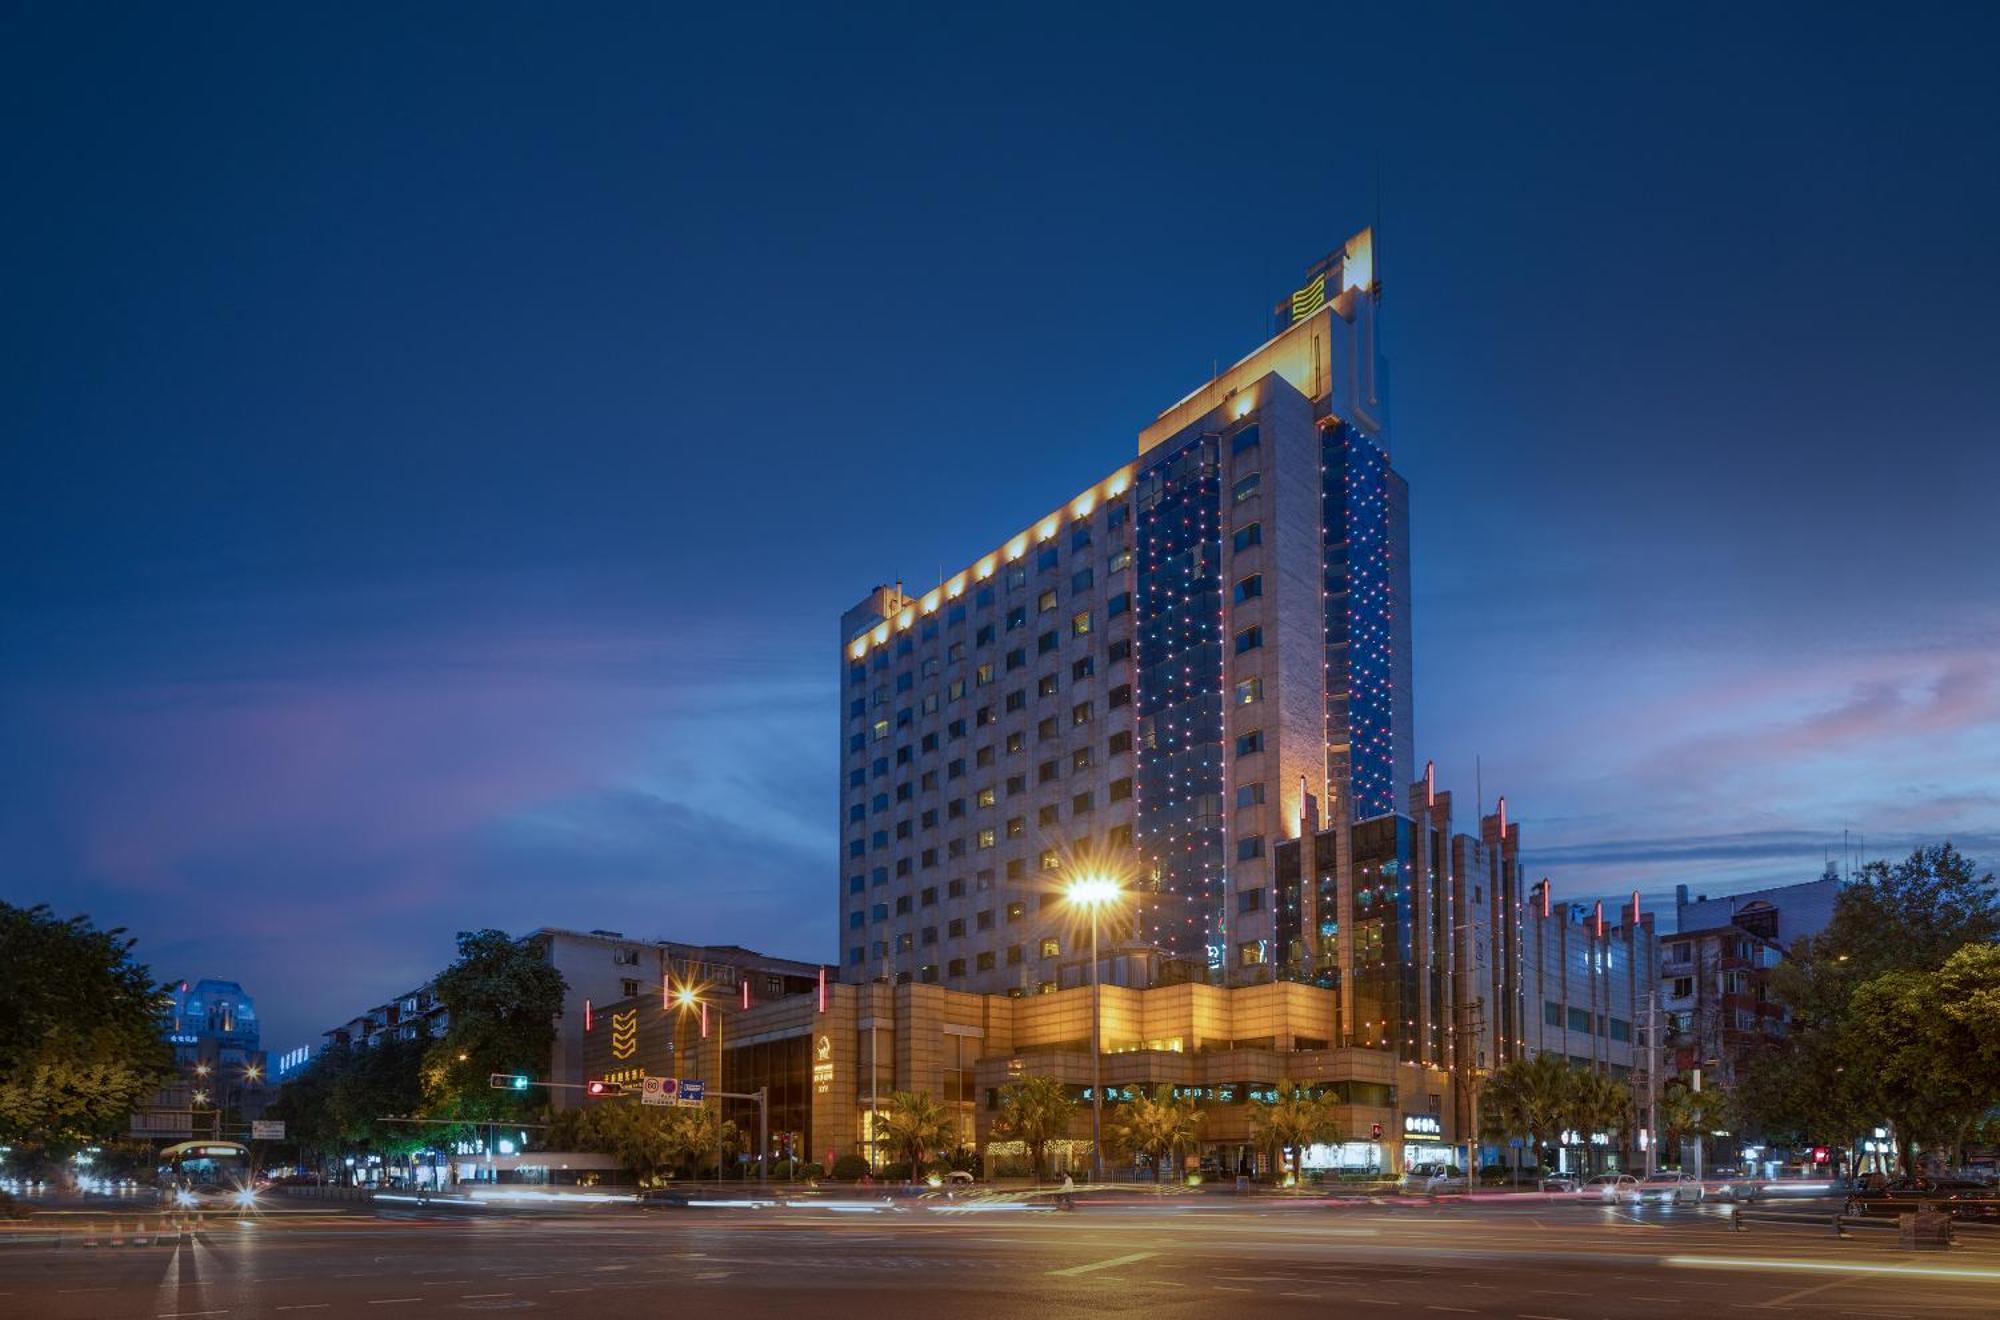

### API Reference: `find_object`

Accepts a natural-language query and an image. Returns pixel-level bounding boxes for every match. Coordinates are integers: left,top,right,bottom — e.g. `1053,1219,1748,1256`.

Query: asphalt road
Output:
4,1192,1998,1319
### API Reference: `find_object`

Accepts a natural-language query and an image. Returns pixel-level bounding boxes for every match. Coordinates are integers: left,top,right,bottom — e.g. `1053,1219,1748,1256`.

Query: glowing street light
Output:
1066,872,1124,1184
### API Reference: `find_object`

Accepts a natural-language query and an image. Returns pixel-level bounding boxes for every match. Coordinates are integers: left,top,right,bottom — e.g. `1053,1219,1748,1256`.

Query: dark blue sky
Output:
5,3,1996,1051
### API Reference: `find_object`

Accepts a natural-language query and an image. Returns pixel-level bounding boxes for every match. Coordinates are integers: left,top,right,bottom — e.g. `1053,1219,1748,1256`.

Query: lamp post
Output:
1066,874,1122,1184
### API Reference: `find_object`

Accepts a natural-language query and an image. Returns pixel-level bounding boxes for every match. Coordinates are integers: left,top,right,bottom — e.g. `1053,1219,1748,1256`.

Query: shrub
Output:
830,1154,871,1181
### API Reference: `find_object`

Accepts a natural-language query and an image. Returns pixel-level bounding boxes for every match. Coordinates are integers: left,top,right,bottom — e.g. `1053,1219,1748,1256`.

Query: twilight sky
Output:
4,3,1997,1053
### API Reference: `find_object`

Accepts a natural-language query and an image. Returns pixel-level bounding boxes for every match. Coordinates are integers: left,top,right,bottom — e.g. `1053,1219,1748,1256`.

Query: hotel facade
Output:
785,231,1656,1171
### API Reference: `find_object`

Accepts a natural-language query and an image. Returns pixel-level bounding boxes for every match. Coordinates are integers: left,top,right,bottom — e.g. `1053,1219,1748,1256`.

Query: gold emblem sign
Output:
611,1009,639,1060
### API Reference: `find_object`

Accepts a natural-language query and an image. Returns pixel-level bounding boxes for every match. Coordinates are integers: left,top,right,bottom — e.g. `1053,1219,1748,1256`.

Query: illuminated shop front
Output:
1399,1112,1452,1169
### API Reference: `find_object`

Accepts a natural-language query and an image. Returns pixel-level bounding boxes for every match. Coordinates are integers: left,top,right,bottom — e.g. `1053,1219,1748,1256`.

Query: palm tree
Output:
1250,1081,1339,1182
1106,1086,1205,1186
874,1091,958,1182
1564,1070,1632,1178
1484,1054,1577,1181
994,1075,1076,1183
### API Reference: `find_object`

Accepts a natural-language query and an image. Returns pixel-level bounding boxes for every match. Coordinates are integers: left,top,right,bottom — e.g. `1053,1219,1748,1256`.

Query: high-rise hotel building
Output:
840,229,1422,994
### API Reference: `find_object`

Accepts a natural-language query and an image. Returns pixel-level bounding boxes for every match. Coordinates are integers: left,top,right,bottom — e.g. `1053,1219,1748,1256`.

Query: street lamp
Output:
1066,873,1123,1184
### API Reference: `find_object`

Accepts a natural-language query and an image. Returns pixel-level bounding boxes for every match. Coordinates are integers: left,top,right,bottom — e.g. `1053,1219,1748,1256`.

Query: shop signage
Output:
1403,1114,1442,1138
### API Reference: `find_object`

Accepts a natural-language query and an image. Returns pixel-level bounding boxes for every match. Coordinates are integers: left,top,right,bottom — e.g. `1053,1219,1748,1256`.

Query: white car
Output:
1642,1171,1704,1204
1583,1173,1641,1204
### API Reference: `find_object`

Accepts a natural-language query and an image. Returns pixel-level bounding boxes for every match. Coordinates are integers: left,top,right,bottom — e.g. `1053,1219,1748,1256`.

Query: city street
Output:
4,1194,1998,1318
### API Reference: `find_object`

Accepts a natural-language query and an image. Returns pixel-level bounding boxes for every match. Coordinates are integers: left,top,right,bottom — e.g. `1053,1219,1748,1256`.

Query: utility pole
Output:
1645,988,1659,1177
1457,996,1487,1184
1690,1067,1704,1185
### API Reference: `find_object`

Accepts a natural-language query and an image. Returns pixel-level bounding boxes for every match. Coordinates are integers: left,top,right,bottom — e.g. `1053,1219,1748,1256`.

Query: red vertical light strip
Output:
584,999,593,1032
741,978,751,1010
663,975,671,1010
700,1002,710,1039
1542,877,1552,918
1631,890,1641,925
1594,900,1605,940
1424,760,1434,807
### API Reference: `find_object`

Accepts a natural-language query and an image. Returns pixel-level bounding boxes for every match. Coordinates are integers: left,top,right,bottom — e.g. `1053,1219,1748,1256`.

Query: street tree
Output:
1105,1086,1204,1185
873,1091,958,1181
0,903,174,1149
1739,843,1998,1160
1846,942,2000,1172
1249,1081,1340,1181
1481,1053,1572,1177
420,930,567,1124
993,1074,1075,1183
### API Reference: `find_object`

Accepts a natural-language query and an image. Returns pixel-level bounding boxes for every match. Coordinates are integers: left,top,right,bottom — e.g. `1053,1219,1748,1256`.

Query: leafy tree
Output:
0,903,174,1149
421,930,567,1123
1846,942,2000,1172
268,1028,431,1180
1105,1086,1204,1185
1250,1081,1340,1181
993,1075,1075,1183
1739,843,1998,1158
873,1091,957,1182
545,1101,738,1183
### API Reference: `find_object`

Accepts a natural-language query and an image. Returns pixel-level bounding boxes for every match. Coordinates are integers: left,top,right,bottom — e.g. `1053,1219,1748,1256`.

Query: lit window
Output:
1039,937,1060,958
1038,849,1060,871
976,828,996,850
1071,610,1091,637
1235,677,1262,704
1232,472,1261,503
1038,589,1058,613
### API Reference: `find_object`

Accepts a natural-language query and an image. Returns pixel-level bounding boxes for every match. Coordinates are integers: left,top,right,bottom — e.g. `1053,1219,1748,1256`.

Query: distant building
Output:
1675,868,1841,951
1660,867,1842,1087
131,977,272,1140
315,928,825,1111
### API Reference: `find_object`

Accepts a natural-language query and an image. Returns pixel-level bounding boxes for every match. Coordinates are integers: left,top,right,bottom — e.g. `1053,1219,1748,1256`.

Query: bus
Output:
158,1140,256,1206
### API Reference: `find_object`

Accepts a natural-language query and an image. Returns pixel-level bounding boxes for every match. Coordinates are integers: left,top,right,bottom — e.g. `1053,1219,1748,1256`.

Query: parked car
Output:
1641,1171,1704,1204
1582,1173,1641,1204
1537,1174,1578,1194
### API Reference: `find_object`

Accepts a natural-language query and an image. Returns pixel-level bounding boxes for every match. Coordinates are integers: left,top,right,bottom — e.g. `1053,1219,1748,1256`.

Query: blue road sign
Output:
679,1079,705,1104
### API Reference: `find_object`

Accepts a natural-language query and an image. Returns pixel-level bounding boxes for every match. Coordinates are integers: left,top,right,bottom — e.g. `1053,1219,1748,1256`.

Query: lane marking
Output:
159,1313,229,1318
1663,1256,2000,1283
1049,1250,1158,1276
367,1300,422,1306
1761,1275,1863,1310
461,1295,514,1300
275,1307,330,1312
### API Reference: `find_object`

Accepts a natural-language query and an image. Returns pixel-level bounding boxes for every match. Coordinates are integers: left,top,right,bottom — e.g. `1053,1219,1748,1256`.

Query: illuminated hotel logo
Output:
610,1009,639,1060
1403,1114,1442,1138
1288,271,1328,323
812,1034,834,1095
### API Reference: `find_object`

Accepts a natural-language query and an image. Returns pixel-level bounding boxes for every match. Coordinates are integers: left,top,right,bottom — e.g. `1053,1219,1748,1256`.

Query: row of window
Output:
848,523,1135,674
1540,1001,1634,1042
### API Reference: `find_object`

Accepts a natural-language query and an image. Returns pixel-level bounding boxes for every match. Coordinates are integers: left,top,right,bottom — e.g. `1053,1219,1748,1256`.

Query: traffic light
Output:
1370,1122,1383,1140
585,1080,625,1097
488,1073,531,1091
